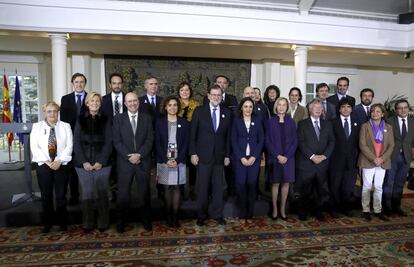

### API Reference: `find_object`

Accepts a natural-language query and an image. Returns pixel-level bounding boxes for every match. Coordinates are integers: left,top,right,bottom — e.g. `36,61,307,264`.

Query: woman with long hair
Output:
156,95,190,227
231,97,264,223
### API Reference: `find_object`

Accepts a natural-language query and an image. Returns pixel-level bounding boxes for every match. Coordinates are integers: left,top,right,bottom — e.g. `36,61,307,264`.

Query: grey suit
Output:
113,112,154,223
383,116,414,211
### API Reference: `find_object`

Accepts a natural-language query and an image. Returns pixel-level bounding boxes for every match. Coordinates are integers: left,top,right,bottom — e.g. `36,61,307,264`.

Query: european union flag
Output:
13,75,24,144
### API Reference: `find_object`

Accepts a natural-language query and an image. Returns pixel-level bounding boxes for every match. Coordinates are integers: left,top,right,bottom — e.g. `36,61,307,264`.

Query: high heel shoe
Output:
280,215,288,221
271,214,278,221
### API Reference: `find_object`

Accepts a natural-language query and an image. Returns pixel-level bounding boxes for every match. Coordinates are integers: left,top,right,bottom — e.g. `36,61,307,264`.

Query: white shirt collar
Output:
128,111,138,118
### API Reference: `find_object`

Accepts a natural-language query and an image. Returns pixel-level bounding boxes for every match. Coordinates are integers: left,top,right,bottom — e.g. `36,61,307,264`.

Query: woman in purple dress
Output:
266,97,298,220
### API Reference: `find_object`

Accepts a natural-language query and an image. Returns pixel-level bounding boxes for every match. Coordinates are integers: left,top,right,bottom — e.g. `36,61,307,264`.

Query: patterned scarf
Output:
46,121,57,161
370,118,385,144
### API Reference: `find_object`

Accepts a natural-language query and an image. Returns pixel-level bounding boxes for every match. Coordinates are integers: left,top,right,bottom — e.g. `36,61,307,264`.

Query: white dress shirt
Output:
30,120,73,166
111,92,123,114
209,104,220,130
340,115,352,135
398,116,408,135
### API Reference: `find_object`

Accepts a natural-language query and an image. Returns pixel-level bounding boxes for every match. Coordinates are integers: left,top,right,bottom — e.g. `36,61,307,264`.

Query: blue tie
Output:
151,96,155,109
76,94,82,114
212,108,217,132
344,118,350,139
314,120,320,141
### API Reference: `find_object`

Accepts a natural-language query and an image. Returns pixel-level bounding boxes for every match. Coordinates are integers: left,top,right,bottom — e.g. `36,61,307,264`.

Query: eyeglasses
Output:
209,94,222,98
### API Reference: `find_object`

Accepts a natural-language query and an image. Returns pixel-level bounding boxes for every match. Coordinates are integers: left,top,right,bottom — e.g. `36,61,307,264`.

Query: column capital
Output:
48,33,69,42
291,45,311,52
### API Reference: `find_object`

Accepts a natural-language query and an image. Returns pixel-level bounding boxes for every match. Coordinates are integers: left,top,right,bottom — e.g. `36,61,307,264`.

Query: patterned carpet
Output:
1,199,414,266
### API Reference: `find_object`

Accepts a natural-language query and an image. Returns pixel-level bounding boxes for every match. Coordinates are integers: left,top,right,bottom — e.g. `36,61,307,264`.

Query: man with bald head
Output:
113,92,154,233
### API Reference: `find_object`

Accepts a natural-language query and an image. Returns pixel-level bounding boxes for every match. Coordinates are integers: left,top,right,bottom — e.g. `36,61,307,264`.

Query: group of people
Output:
29,73,414,234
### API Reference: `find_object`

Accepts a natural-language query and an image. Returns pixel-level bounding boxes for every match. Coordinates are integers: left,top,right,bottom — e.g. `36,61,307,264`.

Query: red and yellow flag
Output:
2,74,14,146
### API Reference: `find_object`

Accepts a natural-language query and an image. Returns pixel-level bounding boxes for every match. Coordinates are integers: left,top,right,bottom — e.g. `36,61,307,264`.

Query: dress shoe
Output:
60,224,68,232
280,215,288,221
98,228,108,233
116,222,125,233
42,225,52,233
68,198,79,206
196,218,205,226
394,209,408,217
329,211,340,219
298,213,307,221
143,221,153,231
383,208,393,217
215,217,227,226
315,212,326,222
375,212,390,221
363,212,372,221
82,228,93,234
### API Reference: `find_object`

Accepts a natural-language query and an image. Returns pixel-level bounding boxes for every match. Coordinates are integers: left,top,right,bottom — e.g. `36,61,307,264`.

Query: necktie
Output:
131,115,137,135
344,118,350,139
151,96,155,109
48,127,57,161
114,95,120,115
366,106,370,117
212,108,217,132
314,120,320,141
323,101,327,113
402,118,407,139
76,94,82,114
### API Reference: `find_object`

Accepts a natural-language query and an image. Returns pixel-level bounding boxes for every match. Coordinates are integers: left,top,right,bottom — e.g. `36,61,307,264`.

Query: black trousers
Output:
329,161,357,211
295,167,330,216
67,161,79,200
117,162,151,223
196,163,224,220
36,164,69,226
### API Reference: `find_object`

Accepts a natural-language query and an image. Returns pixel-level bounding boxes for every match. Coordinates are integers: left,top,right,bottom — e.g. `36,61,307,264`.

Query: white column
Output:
292,45,310,93
48,33,68,104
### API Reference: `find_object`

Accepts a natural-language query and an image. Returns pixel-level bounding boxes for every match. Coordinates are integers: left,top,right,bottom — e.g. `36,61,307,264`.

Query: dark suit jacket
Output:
296,117,335,171
327,94,356,108
323,100,337,121
203,93,238,110
189,104,232,164
231,116,264,161
358,121,394,169
101,92,127,119
330,116,361,170
155,117,190,164
353,104,370,125
112,112,154,170
73,112,112,167
138,95,163,121
60,91,88,131
255,102,270,130
387,116,414,163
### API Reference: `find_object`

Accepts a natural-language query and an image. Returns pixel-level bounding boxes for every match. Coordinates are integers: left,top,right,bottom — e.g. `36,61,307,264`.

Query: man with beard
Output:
353,88,374,125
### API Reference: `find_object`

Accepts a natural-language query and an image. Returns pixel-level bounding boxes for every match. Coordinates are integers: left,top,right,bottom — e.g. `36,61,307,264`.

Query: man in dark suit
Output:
383,99,414,216
295,98,335,221
138,76,163,121
203,75,238,197
138,76,164,198
101,73,127,202
113,92,154,233
190,84,232,226
203,75,238,110
60,73,88,205
327,77,356,109
353,88,374,125
315,83,336,121
329,98,360,217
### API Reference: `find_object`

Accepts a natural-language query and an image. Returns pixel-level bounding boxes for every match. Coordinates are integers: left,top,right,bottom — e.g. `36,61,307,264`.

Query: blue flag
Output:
13,76,24,144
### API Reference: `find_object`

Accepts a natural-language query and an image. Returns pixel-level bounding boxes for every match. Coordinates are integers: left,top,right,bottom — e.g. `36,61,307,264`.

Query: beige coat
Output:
358,121,394,169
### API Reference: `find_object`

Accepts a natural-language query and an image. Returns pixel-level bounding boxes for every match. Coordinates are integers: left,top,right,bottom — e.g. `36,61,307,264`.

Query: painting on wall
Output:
104,55,251,102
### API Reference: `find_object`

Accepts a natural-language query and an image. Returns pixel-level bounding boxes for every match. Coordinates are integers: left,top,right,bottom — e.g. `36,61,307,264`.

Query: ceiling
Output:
1,32,413,69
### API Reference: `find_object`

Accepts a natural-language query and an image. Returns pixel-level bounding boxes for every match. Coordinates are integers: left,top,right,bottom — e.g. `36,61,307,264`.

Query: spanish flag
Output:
2,74,14,146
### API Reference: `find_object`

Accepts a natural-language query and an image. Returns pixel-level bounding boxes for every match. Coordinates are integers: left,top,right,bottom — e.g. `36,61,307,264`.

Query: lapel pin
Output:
251,122,255,126
354,123,357,126
222,114,225,118
384,129,388,133
258,107,261,111
178,124,181,128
